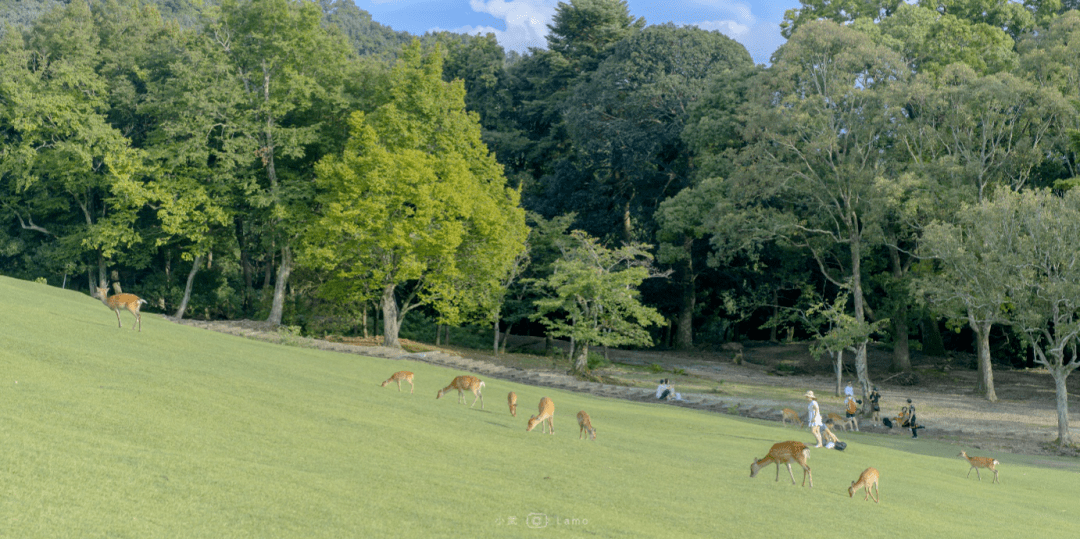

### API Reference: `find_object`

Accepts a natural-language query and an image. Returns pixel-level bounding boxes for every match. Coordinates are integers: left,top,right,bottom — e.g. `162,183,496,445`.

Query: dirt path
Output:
172,319,1079,457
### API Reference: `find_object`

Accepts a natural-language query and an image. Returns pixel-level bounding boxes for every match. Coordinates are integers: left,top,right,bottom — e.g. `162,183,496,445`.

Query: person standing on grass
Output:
806,390,825,447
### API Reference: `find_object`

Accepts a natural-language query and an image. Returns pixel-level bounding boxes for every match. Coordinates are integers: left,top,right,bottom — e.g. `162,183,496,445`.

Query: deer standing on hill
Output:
96,287,148,332
507,392,517,417
380,371,414,393
848,467,880,503
577,410,596,440
750,441,812,488
827,412,856,432
781,408,803,428
526,397,554,434
436,375,485,409
959,451,1000,483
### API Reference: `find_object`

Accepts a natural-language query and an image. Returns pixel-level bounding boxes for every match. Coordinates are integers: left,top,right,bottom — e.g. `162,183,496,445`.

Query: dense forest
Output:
4,0,1080,441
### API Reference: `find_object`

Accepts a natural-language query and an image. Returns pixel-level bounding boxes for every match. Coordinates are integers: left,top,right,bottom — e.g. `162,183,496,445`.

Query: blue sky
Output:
351,0,803,65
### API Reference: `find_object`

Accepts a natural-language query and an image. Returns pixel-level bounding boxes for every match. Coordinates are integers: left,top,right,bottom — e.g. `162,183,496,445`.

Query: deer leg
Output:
409,380,414,394
975,468,982,481
786,463,796,485
115,309,123,328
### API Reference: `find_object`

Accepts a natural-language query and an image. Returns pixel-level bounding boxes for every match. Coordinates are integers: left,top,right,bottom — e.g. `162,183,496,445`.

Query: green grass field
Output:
0,275,1077,538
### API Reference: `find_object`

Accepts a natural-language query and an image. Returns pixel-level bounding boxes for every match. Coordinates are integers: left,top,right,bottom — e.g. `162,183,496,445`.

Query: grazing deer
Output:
959,451,999,483
577,410,596,440
750,440,813,488
436,375,485,409
848,467,880,503
507,392,517,417
827,412,856,432
380,371,414,393
781,408,803,428
96,287,148,332
526,397,554,434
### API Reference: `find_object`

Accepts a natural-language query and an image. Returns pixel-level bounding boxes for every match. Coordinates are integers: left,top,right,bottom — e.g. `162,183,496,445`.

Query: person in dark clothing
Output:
869,387,881,424
902,398,925,438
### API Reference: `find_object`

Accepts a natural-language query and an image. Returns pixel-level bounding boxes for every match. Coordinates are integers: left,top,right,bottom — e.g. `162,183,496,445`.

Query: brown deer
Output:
526,397,554,434
959,451,1000,483
96,287,148,332
577,410,596,440
781,408,803,428
507,392,517,417
848,467,880,503
380,371,414,393
436,375,485,409
827,412,856,432
750,441,812,488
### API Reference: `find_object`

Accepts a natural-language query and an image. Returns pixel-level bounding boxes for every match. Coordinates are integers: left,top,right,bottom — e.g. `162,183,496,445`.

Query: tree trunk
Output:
833,350,843,397
891,315,911,372
574,342,589,373
851,237,872,402
97,251,108,290
236,217,253,312
770,289,779,342
493,315,500,356
266,246,292,326
500,323,514,353
361,304,369,338
920,316,946,357
381,284,401,348
1049,361,1073,446
173,254,202,319
675,238,695,350
888,244,911,372
970,318,997,402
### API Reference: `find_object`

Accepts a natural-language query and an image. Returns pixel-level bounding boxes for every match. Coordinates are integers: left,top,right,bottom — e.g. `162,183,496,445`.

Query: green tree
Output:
0,1,145,290
532,230,666,373
303,42,527,348
207,0,356,325
781,0,902,38
921,189,1080,443
731,21,909,399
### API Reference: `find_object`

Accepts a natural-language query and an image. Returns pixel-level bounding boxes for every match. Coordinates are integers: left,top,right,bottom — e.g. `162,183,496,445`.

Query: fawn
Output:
848,467,880,503
436,375,485,409
508,392,517,417
526,397,554,434
781,408,803,428
959,451,1000,483
827,412,857,432
96,287,148,332
750,440,813,488
380,371,414,393
577,410,596,440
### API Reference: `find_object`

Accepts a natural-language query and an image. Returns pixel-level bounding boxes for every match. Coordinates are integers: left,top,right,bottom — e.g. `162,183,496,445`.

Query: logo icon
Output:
526,513,549,529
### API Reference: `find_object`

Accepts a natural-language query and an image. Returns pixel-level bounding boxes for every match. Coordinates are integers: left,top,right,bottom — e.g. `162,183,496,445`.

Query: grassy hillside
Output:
0,276,1076,538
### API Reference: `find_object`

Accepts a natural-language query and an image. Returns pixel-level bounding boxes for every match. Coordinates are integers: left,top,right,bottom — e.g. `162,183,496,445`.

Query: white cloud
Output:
466,0,559,52
691,19,751,38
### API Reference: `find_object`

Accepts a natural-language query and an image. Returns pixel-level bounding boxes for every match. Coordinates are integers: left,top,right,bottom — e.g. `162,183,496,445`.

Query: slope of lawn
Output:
0,275,1077,538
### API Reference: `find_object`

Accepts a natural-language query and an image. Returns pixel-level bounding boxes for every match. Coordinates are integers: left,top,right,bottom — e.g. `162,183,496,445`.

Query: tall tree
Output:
732,21,910,400
206,0,355,325
922,189,1080,444
303,42,527,348
0,1,145,290
532,230,666,373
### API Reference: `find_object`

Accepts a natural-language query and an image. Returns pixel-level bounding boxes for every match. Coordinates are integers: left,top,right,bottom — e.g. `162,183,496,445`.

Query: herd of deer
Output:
753,426,999,503
384,371,597,440
92,288,999,502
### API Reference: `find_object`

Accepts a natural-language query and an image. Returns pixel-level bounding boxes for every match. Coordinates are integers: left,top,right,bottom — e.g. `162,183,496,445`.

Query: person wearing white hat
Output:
806,390,841,448
806,390,824,447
